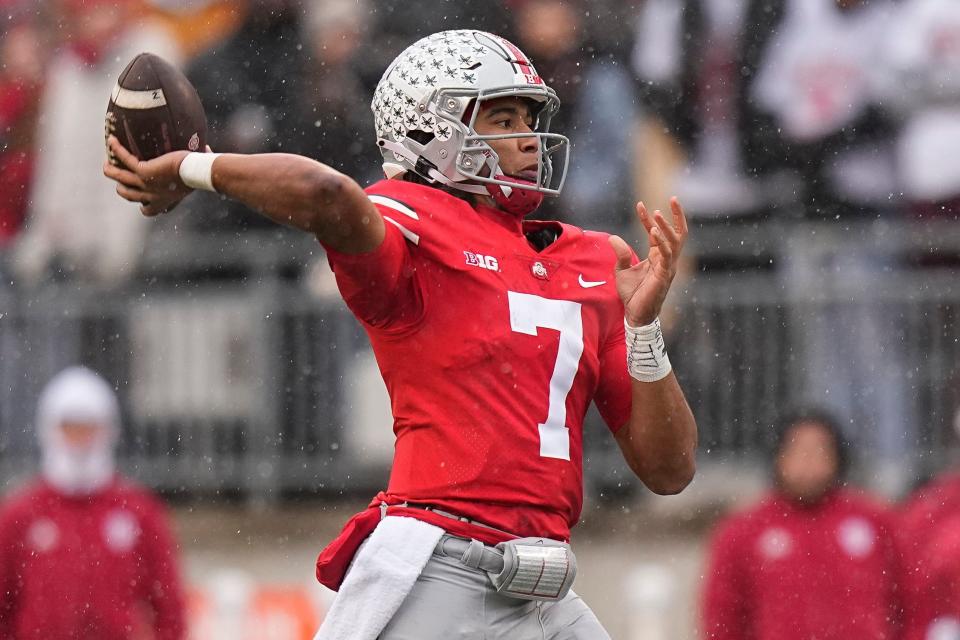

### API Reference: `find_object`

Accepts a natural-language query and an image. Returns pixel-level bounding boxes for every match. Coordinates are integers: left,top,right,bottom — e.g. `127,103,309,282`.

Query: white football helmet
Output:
371,30,569,214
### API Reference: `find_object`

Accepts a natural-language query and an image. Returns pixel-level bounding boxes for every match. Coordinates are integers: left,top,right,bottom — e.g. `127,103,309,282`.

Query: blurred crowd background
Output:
3,0,959,265
1,0,960,637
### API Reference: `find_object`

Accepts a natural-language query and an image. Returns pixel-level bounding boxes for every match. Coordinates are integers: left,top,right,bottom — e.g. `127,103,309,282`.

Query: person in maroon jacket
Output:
701,410,906,640
0,366,186,640
900,467,960,640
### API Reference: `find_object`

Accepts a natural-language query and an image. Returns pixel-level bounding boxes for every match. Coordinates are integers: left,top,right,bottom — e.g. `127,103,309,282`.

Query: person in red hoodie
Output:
701,410,906,640
0,1,45,244
900,463,960,639
0,366,186,640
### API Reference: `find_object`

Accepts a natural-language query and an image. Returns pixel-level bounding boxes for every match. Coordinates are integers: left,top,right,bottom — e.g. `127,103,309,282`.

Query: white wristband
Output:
178,152,220,192
625,317,672,382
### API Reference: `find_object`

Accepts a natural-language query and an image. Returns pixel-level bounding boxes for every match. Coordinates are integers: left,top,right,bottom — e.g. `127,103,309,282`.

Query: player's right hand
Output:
103,135,192,217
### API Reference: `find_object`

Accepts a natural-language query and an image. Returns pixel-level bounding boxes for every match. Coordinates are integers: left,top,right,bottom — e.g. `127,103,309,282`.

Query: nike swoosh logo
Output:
578,274,606,288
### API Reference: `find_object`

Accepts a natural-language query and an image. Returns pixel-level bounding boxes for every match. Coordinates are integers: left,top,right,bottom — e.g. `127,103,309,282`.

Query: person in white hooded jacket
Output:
10,0,180,288
0,366,186,640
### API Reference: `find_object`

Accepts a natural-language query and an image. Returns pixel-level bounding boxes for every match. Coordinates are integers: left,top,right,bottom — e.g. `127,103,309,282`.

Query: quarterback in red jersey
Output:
104,29,697,639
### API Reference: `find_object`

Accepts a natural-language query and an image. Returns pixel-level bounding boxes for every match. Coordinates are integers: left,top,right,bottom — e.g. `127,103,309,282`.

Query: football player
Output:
105,30,697,639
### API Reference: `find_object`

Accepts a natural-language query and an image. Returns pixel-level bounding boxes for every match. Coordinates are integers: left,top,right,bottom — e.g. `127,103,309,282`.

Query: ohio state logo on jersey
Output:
464,251,500,271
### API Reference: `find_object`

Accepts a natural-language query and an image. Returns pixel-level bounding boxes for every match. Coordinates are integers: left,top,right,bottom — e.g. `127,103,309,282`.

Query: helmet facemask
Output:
373,30,571,213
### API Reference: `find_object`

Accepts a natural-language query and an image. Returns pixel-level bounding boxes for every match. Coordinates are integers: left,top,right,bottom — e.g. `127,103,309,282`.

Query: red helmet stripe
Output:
490,34,543,85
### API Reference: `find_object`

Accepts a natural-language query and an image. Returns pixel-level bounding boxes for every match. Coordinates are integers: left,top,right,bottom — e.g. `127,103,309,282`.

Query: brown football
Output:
105,52,206,166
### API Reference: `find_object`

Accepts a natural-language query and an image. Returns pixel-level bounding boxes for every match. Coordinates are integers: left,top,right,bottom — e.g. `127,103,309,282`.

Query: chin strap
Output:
486,173,544,217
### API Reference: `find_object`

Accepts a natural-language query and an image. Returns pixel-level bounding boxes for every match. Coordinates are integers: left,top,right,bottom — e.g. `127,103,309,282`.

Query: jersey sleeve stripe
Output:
369,194,419,220
384,216,420,245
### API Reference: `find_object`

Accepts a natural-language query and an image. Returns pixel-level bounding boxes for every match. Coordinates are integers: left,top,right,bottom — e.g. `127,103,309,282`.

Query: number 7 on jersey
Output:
508,291,584,461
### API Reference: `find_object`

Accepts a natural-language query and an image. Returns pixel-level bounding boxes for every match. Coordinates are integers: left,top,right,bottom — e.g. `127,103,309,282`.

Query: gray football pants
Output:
378,547,612,639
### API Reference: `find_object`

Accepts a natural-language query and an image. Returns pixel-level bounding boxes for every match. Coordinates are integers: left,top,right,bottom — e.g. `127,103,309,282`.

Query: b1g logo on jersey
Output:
464,251,500,272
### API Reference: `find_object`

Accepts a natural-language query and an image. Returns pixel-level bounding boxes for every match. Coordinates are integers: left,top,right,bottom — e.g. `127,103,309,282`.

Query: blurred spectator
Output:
11,0,181,287
784,234,916,498
285,0,380,185
746,0,898,218
632,0,767,219
882,0,960,220
513,0,640,228
900,456,960,639
0,366,186,639
701,410,905,639
0,4,46,245
147,0,248,63
187,0,512,230
508,0,636,228
511,0,583,122
759,0,913,496
186,0,305,231
188,0,301,153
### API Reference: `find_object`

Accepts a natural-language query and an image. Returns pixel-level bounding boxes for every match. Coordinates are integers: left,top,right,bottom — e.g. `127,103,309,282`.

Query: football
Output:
105,52,207,166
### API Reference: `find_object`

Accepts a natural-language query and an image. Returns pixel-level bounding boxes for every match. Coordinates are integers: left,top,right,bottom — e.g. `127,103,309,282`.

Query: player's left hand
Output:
609,197,688,327
103,135,192,217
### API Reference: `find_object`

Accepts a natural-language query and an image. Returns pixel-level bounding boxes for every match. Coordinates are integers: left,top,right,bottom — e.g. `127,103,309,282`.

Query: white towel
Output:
313,515,444,640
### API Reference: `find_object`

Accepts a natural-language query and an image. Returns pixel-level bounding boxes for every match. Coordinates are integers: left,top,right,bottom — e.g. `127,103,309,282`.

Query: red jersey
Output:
0,79,36,243
0,477,186,640
701,489,905,640
899,472,960,639
324,179,633,542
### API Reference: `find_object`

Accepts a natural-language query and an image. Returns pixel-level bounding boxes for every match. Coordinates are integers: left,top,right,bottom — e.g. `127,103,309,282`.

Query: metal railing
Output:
0,217,957,498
